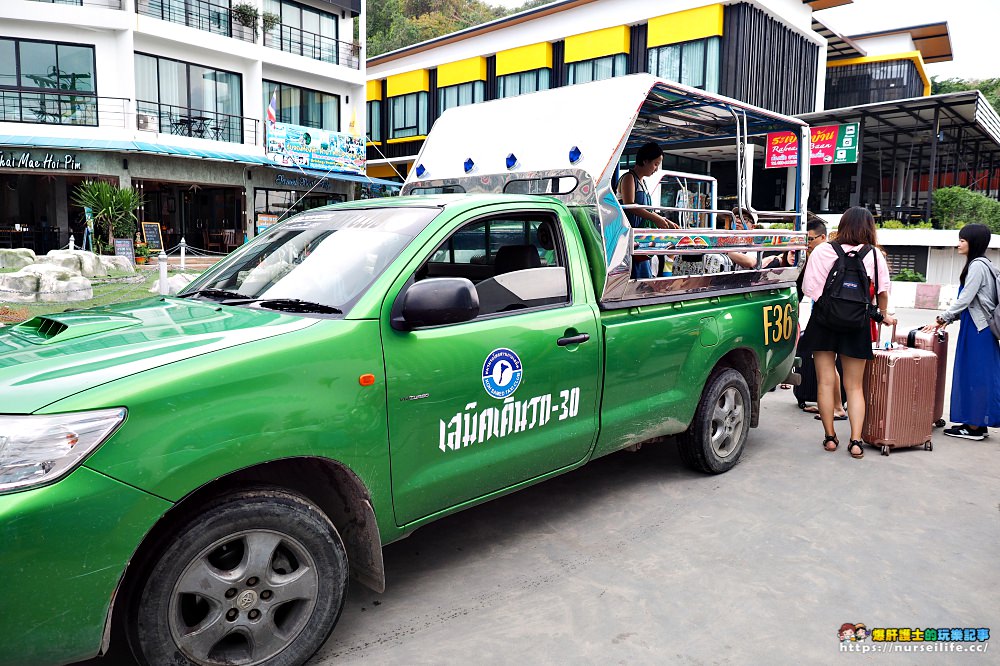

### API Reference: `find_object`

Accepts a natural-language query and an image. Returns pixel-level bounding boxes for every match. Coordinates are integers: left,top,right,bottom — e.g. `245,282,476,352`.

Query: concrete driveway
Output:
313,307,997,664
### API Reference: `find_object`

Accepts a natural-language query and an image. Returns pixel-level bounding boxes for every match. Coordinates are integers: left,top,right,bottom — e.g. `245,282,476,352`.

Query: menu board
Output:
114,238,135,264
141,222,163,251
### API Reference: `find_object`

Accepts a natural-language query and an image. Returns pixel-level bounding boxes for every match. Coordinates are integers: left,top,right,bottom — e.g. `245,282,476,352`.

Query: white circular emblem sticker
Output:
482,348,522,399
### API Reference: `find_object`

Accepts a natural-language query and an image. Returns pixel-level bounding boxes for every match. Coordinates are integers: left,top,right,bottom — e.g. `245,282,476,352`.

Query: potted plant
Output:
72,180,143,251
262,11,280,37
134,243,150,265
231,2,260,40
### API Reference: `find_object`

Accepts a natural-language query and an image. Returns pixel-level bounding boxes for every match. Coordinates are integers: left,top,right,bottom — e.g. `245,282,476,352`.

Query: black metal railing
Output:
136,0,255,43
264,25,360,69
136,100,259,145
28,0,123,7
0,92,129,127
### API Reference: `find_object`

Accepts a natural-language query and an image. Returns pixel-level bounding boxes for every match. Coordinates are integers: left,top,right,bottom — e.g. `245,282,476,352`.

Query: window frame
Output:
647,36,721,93
413,211,573,324
366,99,381,142
135,52,243,118
388,91,428,139
496,68,551,98
566,54,627,85
262,79,340,131
0,37,98,126
437,80,485,113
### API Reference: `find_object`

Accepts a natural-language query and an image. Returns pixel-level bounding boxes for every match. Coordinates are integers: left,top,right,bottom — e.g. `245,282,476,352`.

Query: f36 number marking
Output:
763,304,794,345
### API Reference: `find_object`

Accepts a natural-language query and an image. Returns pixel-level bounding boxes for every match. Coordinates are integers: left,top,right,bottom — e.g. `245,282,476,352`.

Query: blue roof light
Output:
463,158,475,173
505,153,519,170
415,164,426,178
568,146,583,164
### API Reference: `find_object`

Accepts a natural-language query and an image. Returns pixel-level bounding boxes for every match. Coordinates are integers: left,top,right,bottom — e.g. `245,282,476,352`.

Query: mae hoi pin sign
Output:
765,123,859,169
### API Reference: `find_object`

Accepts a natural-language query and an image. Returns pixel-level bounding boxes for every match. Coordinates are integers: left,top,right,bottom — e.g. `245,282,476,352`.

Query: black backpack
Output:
813,243,877,332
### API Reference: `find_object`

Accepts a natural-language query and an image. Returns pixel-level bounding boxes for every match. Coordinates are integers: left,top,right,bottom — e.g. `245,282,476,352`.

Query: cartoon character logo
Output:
854,623,868,641
839,623,857,643
482,348,523,399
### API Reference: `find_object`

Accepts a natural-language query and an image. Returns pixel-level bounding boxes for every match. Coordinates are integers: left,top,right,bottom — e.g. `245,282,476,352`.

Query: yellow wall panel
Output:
367,164,403,178
647,4,724,48
564,25,630,64
366,80,382,101
386,70,429,97
437,56,488,88
496,42,553,77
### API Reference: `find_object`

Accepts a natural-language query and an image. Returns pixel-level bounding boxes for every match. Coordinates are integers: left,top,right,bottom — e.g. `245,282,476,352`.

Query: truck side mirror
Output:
394,278,480,330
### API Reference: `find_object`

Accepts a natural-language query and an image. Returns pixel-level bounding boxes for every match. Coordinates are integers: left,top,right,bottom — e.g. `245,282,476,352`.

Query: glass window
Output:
497,68,550,98
263,79,340,130
189,207,439,313
389,91,427,139
417,215,568,317
0,40,15,88
366,100,381,142
438,81,484,113
648,37,720,93
567,54,627,85
19,42,58,89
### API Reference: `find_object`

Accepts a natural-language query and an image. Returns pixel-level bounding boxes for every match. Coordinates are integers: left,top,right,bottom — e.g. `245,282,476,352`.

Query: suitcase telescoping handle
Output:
874,321,897,349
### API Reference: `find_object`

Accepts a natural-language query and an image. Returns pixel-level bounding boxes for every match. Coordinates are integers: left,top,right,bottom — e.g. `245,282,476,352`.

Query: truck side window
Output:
417,214,569,317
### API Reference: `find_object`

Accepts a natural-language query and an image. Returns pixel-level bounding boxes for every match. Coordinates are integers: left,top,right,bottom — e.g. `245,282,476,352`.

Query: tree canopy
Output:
931,76,1000,115
367,0,551,57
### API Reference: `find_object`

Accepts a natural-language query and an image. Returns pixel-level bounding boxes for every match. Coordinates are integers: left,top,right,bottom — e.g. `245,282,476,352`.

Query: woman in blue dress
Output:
925,224,1000,440
618,142,675,279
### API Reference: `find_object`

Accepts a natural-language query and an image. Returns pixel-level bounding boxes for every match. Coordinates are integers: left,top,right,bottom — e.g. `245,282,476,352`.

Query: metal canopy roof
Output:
0,135,399,186
798,91,1000,168
407,74,806,190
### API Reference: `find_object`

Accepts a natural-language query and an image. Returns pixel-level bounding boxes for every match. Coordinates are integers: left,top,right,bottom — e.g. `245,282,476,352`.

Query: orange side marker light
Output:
359,373,376,386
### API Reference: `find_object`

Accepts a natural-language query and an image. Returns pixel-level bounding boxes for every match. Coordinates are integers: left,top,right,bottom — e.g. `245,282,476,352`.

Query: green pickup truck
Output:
0,75,809,666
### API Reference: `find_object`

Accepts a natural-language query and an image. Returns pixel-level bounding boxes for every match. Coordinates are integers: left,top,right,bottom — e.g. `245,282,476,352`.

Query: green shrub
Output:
892,268,926,282
879,219,933,229
932,186,1000,232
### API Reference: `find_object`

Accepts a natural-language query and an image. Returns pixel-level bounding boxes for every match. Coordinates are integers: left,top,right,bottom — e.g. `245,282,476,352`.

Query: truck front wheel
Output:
132,488,348,666
678,367,751,474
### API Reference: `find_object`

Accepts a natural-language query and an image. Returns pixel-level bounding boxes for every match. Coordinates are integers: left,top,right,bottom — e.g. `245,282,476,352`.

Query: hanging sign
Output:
266,121,366,175
765,123,859,169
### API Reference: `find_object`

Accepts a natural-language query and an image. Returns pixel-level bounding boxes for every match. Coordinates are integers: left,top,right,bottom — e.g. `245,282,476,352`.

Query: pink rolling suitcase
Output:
893,327,948,428
863,326,936,456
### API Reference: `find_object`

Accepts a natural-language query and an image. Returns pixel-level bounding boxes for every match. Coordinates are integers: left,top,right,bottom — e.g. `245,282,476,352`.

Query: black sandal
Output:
848,440,864,459
823,434,839,452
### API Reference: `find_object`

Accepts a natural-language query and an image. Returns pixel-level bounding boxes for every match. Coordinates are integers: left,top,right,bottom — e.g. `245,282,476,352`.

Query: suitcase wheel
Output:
934,419,946,428
925,441,933,451
881,445,890,456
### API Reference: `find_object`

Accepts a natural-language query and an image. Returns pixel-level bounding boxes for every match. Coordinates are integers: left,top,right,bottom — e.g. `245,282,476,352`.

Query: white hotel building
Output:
0,0,375,253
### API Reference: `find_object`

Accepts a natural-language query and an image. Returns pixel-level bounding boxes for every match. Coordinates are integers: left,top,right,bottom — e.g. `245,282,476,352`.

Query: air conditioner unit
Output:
137,113,159,132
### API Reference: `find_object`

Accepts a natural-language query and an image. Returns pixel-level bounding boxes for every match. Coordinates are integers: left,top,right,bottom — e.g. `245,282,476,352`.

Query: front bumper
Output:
0,466,171,666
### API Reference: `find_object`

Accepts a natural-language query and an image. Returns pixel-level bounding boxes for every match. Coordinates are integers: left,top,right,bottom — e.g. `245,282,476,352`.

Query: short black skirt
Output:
800,317,874,360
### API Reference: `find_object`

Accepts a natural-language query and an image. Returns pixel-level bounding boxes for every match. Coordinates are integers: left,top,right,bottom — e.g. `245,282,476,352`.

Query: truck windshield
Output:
182,206,439,312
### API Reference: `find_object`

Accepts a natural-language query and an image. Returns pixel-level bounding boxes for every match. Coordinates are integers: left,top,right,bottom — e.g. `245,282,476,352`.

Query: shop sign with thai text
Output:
0,152,82,171
266,121,365,175
764,123,859,169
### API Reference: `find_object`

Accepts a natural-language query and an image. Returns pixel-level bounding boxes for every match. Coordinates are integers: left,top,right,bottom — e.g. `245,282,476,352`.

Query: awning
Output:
0,135,400,186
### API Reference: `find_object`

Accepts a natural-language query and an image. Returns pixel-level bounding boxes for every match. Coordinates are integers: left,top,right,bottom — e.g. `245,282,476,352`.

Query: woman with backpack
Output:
800,207,895,459
923,223,1000,440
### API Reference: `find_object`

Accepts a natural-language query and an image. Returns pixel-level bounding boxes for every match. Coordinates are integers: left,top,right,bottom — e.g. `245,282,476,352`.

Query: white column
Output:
819,164,831,212
784,166,797,211
743,143,755,206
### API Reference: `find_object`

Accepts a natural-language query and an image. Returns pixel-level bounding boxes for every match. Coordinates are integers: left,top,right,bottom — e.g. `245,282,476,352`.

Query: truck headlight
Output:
0,408,126,494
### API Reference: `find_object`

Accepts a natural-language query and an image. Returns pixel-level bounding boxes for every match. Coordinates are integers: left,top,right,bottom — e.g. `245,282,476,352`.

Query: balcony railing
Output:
27,0,123,7
136,101,260,145
264,25,360,69
0,91,128,127
136,0,256,43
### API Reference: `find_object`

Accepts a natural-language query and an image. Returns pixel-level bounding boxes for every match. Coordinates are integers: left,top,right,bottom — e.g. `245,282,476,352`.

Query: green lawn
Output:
1,268,203,325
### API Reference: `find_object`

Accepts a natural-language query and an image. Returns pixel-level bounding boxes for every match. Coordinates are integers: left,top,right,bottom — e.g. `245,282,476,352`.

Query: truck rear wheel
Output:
678,367,751,474
131,488,348,666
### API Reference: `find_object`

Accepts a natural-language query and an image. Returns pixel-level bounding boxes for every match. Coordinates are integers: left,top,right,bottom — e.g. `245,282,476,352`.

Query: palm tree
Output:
72,180,143,251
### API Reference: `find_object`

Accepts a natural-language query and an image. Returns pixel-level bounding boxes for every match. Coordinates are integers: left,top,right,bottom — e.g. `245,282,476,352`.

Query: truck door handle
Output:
557,333,590,346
